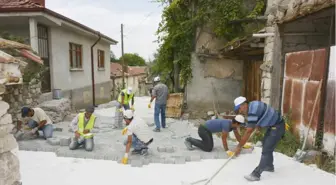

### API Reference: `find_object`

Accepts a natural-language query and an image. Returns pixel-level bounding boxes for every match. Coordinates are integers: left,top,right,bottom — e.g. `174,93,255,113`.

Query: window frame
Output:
97,49,105,70
69,42,83,70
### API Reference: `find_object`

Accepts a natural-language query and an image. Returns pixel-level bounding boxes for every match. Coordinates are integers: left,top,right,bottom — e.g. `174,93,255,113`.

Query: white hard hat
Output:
234,96,247,111
234,115,245,124
154,76,160,82
127,87,133,94
124,110,133,119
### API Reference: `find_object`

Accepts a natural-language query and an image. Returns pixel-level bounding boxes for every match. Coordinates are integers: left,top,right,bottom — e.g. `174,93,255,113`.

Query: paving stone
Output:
164,158,175,164
151,157,165,163
53,127,63,132
59,137,71,146
201,153,215,159
157,146,166,152
174,157,186,164
165,146,174,153
189,155,201,161
47,138,60,146
143,158,150,165
131,159,143,167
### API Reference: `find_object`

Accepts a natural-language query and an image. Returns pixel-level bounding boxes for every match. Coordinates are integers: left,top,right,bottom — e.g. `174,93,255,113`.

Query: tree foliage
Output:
152,0,265,87
118,53,147,66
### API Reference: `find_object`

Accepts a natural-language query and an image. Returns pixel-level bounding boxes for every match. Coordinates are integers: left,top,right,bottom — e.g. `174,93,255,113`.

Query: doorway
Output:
37,24,51,93
243,60,262,101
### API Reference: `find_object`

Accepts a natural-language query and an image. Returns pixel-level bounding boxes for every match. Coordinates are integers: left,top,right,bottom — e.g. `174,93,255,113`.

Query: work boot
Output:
184,138,194,150
244,173,260,181
263,166,275,172
131,148,148,156
153,128,160,132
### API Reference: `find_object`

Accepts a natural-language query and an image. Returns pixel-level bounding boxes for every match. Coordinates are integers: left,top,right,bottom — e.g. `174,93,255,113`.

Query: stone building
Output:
262,0,335,154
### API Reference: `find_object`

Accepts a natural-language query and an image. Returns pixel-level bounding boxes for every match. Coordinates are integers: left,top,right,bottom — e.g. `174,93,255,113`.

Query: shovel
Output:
293,81,322,162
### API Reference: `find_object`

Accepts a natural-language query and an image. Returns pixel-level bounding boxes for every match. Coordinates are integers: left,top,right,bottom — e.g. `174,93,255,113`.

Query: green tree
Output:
119,53,146,66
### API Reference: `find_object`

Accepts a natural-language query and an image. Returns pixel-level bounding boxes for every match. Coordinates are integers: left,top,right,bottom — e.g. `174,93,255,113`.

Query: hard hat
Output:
234,115,245,124
127,87,133,94
123,110,133,119
154,76,160,82
234,96,247,111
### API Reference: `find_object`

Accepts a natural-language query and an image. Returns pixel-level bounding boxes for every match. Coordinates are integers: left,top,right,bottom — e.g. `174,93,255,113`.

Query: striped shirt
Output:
247,101,282,128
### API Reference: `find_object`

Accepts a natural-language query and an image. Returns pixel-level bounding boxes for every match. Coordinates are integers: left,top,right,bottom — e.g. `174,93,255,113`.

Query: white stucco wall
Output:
49,26,111,91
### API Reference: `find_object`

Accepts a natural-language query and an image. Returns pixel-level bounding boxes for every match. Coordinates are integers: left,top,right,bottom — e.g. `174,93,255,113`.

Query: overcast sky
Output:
46,0,163,60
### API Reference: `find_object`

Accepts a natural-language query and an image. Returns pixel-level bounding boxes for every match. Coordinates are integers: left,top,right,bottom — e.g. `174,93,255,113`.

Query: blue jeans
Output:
252,120,285,177
123,134,147,150
154,103,166,129
27,120,53,139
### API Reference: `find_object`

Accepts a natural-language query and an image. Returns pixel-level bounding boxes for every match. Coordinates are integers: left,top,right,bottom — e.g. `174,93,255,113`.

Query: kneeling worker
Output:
121,110,153,164
184,115,250,156
69,106,97,151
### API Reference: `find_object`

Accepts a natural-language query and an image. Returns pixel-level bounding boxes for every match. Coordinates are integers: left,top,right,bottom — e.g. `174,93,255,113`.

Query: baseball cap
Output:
85,105,95,113
21,107,30,117
234,115,245,124
234,96,247,111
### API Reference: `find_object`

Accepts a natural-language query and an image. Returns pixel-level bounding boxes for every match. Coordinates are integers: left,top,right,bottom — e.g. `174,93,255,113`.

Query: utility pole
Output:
121,24,125,89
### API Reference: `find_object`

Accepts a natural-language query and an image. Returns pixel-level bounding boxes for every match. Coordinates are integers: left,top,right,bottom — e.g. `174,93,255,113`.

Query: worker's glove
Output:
285,123,290,131
148,103,151,109
226,150,235,157
121,127,128,135
131,106,135,111
121,153,128,164
242,143,253,149
118,108,123,112
30,127,38,134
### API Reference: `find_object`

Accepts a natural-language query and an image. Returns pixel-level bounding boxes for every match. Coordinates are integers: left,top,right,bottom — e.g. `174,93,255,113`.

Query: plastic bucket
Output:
52,89,62,99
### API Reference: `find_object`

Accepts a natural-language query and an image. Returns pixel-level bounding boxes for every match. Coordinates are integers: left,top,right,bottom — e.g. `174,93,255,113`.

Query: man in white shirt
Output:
19,106,53,139
121,110,153,164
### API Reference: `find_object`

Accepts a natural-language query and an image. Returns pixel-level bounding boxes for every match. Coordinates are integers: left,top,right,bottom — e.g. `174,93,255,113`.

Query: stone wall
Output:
0,99,21,185
1,79,42,123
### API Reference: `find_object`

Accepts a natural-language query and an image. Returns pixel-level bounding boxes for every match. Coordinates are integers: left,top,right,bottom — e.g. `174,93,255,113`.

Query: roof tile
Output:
0,0,42,8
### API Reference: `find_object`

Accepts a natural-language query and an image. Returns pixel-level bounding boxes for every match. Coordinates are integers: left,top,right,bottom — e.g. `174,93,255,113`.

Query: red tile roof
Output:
0,0,117,44
110,63,147,77
0,0,42,8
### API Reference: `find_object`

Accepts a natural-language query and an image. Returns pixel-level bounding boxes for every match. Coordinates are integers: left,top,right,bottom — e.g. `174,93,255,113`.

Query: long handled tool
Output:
293,81,323,162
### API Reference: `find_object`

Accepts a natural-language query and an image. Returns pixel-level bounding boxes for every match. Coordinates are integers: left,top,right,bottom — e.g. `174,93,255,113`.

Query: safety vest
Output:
78,113,96,138
117,89,134,105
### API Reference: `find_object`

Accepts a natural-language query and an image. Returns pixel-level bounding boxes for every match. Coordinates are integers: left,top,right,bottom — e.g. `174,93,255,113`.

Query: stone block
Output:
262,90,271,98
165,146,174,153
0,134,18,153
0,124,14,138
0,113,12,126
142,158,150,165
207,111,215,116
59,137,71,146
0,151,21,185
164,158,175,164
47,138,60,146
130,159,143,167
24,98,32,105
53,126,63,132
262,78,272,90
157,146,166,152
0,101,10,117
39,98,71,123
151,157,165,163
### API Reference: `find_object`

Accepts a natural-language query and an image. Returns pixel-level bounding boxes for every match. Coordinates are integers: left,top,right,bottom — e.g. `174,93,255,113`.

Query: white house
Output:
0,0,118,108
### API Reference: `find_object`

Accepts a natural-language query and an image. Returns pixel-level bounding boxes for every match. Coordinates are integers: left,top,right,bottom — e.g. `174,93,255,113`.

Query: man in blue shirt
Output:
232,96,285,182
184,115,245,156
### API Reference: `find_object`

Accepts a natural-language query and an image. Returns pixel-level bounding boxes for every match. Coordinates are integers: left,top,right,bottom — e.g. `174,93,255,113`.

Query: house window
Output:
98,49,105,69
69,43,82,69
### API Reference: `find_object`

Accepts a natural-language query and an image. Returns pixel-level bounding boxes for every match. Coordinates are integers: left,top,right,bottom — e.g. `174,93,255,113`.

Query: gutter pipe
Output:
91,32,101,106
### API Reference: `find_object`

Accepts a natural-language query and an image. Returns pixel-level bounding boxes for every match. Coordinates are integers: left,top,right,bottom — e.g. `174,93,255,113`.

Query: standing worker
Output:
184,115,251,156
114,87,135,129
121,110,154,164
148,76,169,132
232,96,286,181
69,106,97,152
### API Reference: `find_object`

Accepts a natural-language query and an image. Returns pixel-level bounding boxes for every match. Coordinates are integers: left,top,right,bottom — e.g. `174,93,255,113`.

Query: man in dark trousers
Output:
232,96,286,182
184,115,250,156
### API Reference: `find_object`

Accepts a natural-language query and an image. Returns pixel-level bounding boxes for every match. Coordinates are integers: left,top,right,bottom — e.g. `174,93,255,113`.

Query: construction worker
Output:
184,115,250,155
69,106,97,152
18,107,53,139
148,76,169,132
232,96,286,181
121,110,153,164
114,87,135,128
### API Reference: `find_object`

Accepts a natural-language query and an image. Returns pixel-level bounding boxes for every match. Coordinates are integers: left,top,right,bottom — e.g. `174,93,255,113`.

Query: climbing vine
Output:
152,0,265,88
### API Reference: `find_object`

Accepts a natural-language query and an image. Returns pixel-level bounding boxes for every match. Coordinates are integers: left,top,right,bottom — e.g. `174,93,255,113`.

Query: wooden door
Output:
243,60,262,101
